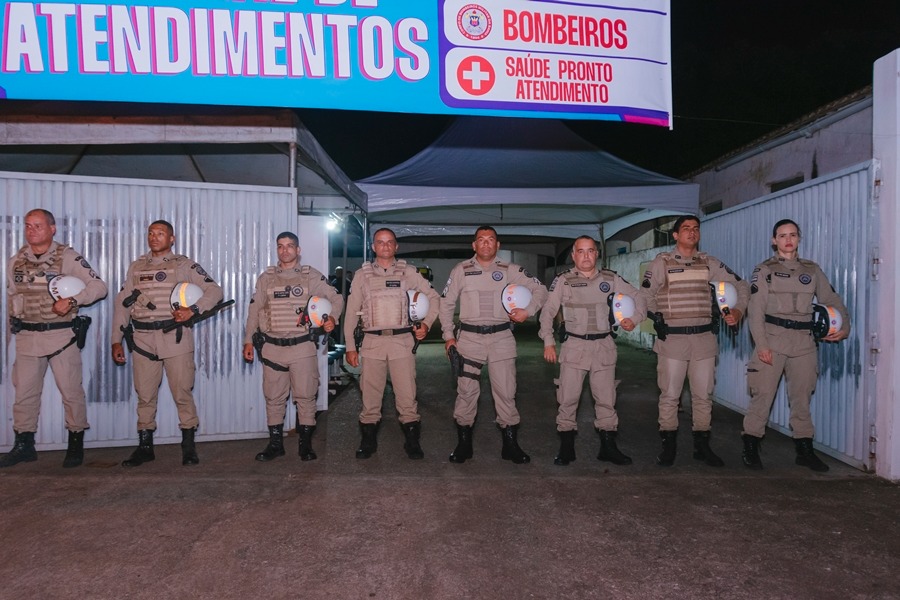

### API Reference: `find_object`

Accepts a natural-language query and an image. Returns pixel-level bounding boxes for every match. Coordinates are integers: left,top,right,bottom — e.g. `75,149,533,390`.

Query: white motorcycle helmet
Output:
501,284,532,314
306,296,333,327
407,290,430,322
48,275,86,300
170,282,204,309
812,304,843,339
611,293,636,325
711,281,738,315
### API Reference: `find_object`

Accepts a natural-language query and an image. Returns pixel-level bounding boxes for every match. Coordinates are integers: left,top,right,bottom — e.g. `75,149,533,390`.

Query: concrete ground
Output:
2,323,899,599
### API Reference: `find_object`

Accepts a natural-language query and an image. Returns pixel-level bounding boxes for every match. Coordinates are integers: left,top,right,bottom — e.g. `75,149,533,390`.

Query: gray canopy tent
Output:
358,117,698,255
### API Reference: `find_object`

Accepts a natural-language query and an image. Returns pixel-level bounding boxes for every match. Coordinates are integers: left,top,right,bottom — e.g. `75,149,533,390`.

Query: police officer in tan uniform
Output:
243,232,342,462
440,226,548,464
742,219,849,471
539,236,645,466
1,209,108,468
640,215,749,467
343,228,439,459
111,220,223,467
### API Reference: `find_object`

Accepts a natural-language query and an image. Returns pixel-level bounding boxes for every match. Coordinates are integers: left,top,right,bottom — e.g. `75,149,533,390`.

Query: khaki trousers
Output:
262,353,319,427
657,355,716,431
133,352,199,431
744,351,818,438
454,330,519,427
12,344,89,432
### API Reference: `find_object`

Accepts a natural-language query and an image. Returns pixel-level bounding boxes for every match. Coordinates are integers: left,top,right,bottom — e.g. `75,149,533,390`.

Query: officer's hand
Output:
172,306,194,323
414,322,429,340
724,308,743,326
509,308,527,323
544,345,557,364
823,330,849,343
111,343,127,365
758,349,773,365
52,297,73,317
620,318,636,332
444,339,457,357
242,343,254,363
346,350,360,368
323,316,336,333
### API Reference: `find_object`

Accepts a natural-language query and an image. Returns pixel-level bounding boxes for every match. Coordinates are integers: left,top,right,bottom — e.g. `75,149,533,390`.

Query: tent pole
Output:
289,142,297,188
598,223,606,269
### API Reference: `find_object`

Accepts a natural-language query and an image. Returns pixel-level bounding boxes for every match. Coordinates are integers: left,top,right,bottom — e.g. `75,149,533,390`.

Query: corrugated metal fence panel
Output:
1,171,297,450
701,162,874,467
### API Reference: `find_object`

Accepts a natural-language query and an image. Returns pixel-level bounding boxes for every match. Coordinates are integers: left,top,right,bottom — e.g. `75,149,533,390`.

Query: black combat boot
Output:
657,430,677,467
256,424,285,462
794,438,829,472
449,423,473,464
0,431,38,468
692,430,724,467
401,422,424,460
122,429,155,467
597,430,632,465
62,430,85,468
181,427,199,466
554,430,577,466
356,422,379,459
298,425,318,461
741,434,763,470
500,424,530,464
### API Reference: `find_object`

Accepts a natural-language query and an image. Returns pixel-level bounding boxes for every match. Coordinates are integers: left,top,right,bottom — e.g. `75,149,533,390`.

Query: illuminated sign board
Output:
1,0,672,125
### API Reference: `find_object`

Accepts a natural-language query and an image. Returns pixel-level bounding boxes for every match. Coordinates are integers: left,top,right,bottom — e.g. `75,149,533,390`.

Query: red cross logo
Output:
457,56,495,96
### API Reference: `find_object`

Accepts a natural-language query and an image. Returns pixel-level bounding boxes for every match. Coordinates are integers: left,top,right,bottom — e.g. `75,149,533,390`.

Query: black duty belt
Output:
132,319,177,331
365,327,413,336
765,315,814,330
16,321,73,332
666,324,714,335
259,332,312,346
565,331,611,340
459,322,512,335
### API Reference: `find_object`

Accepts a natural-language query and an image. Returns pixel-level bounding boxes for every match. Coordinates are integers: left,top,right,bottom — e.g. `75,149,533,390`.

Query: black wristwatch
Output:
68,297,78,309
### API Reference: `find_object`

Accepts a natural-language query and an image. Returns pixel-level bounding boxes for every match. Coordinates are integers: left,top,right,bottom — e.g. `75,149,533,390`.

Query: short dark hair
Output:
277,231,299,245
772,219,801,239
474,225,498,240
572,235,597,249
672,215,700,233
150,219,174,236
372,228,397,243
26,208,55,226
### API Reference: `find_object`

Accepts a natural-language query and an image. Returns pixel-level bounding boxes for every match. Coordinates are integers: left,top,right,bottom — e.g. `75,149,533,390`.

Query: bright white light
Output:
326,217,338,231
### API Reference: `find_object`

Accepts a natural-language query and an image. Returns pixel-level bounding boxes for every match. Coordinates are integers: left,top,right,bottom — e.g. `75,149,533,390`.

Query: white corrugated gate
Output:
701,162,876,469
1,171,333,450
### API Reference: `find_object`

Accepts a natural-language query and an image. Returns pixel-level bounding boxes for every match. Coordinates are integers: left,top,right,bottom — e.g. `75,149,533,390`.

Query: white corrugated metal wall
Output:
1,170,334,450
701,162,876,469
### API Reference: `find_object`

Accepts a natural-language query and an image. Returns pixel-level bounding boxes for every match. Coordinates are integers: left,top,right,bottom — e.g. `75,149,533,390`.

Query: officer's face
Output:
277,238,300,267
372,231,398,261
147,224,175,256
24,212,55,251
772,223,800,257
672,219,701,250
472,231,499,262
571,239,599,273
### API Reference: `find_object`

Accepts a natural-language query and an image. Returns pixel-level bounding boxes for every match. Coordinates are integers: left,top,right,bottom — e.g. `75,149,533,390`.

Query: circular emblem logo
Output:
457,4,492,41
799,274,812,285
457,56,495,96
291,286,303,297
599,282,611,293
155,271,166,282
492,271,504,281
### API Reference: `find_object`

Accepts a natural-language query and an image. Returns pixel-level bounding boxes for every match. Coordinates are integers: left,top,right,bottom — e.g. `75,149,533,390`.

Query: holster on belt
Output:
72,315,91,350
252,331,289,372
650,312,668,341
353,320,364,352
10,317,23,335
558,322,569,343
447,345,464,379
121,323,162,362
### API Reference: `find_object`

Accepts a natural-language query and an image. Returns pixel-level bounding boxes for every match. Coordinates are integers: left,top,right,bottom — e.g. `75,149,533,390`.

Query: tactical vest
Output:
12,244,74,323
263,265,313,333
360,260,410,329
458,259,510,322
763,256,817,318
560,269,613,335
658,253,711,320
130,257,186,322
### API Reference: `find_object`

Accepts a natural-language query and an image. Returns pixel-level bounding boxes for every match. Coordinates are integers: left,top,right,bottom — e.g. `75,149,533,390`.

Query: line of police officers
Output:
2,212,849,472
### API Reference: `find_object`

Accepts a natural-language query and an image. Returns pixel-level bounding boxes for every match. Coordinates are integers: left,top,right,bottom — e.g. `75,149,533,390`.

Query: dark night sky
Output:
297,1,900,181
